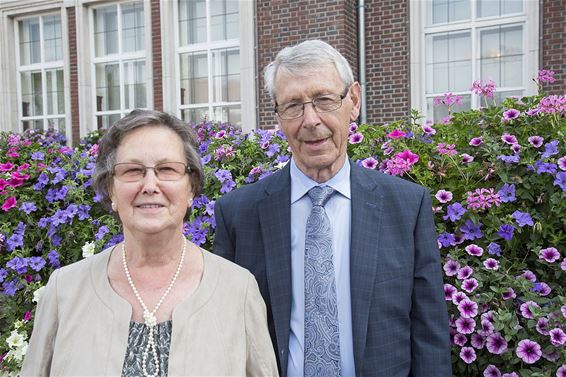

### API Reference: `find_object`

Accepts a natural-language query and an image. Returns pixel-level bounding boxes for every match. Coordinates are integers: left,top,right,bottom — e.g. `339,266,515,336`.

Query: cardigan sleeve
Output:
20,269,60,377
244,273,279,377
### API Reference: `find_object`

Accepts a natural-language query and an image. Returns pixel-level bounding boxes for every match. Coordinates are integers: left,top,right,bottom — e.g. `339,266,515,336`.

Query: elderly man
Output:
214,39,451,377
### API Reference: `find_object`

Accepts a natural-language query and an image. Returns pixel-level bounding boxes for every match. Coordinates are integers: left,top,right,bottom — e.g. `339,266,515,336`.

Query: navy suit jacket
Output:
213,161,451,377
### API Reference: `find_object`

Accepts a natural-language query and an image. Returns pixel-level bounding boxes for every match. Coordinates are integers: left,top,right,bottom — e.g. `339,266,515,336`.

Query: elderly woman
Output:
21,110,278,376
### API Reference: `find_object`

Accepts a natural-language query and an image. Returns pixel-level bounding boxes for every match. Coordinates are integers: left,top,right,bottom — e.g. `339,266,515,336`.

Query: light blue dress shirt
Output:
287,158,355,377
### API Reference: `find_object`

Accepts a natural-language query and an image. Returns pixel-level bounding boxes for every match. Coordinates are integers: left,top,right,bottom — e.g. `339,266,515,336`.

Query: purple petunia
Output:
498,224,515,240
554,172,566,192
469,137,483,147
487,242,502,256
460,220,483,240
457,266,474,280
502,109,520,122
438,232,455,248
443,259,460,276
541,140,559,159
443,203,466,222
498,183,516,203
444,284,457,301
453,333,467,346
536,317,550,335
557,365,566,377
19,201,37,214
520,301,540,319
497,155,520,164
471,333,486,349
349,132,364,144
512,210,534,227
435,189,453,203
462,278,478,293
456,317,476,335
47,250,61,268
501,133,518,145
458,299,478,318
502,288,516,300
515,339,541,364
528,135,544,148
558,156,566,171
459,346,476,364
2,280,18,296
486,332,508,354
465,244,483,257
460,153,474,164
6,256,28,274
361,157,378,170
452,291,469,305
549,328,566,346
483,258,499,270
28,256,46,272
484,365,501,377
539,247,561,263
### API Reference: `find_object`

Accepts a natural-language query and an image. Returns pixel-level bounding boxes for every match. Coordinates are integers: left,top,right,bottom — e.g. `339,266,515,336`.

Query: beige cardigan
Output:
21,247,278,376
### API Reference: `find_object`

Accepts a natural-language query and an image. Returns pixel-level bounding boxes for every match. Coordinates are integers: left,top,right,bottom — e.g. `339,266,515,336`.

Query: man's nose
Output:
302,102,321,126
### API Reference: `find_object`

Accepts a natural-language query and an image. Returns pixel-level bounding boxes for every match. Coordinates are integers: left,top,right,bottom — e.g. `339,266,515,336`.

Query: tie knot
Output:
307,186,335,207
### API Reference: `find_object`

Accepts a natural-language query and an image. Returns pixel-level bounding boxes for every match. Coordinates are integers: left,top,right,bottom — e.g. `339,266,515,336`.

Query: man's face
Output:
274,65,360,183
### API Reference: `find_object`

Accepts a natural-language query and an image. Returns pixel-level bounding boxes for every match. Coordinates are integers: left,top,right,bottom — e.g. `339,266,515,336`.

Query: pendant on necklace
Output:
143,310,157,327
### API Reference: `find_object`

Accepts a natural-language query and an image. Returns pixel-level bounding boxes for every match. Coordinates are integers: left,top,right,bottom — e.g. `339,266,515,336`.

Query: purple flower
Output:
465,244,484,257
558,156,566,171
47,250,60,268
452,291,469,305
532,282,551,296
557,365,566,377
539,247,561,263
536,161,557,174
536,317,550,335
458,299,478,318
348,122,358,133
512,210,534,227
498,183,516,203
438,232,455,248
541,140,559,159
443,260,460,276
520,301,540,319
562,259,566,271
421,123,436,135
501,133,518,144
515,339,541,364
554,172,566,192
498,224,515,240
462,278,478,293
457,266,474,280
497,155,520,164
95,226,110,241
471,333,486,349
502,109,520,122
484,365,501,377
453,333,467,346
528,135,544,148
460,220,483,240
486,332,508,354
538,69,555,83
435,189,453,203
488,242,502,256
20,201,37,214
349,132,364,144
460,153,474,164
6,256,28,274
28,256,46,272
444,284,457,300
0,268,7,283
31,151,45,160
2,280,18,296
456,317,476,335
220,179,236,193
549,328,566,346
443,203,466,222
502,373,519,377
483,258,499,270
479,320,495,336
361,157,378,170
469,137,484,147
459,346,476,364
502,288,516,300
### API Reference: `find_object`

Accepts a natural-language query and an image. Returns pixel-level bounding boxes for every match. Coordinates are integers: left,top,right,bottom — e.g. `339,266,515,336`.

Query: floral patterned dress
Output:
122,320,172,377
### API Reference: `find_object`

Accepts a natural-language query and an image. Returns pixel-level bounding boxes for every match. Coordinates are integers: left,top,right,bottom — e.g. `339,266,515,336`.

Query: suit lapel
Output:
258,166,292,376
349,164,383,374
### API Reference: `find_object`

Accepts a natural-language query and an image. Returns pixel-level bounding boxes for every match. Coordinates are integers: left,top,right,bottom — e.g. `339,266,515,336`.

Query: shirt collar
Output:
290,157,351,204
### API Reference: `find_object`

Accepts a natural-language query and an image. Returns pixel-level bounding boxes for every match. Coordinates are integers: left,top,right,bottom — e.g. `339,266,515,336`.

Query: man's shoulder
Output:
352,163,427,195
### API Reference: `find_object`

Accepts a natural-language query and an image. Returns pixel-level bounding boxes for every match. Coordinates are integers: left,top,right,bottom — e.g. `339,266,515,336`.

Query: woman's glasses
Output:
113,162,190,182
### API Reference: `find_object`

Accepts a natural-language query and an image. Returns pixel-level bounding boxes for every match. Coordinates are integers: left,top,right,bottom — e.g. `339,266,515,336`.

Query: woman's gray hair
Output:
93,109,203,211
263,39,354,103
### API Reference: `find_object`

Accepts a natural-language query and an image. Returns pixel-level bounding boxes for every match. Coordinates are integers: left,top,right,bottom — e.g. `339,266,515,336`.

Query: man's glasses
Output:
274,88,349,120
113,162,190,182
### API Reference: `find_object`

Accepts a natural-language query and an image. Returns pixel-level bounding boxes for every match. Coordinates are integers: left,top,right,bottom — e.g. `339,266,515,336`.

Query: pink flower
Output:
469,137,484,147
453,333,467,346
437,143,458,156
465,244,483,257
538,69,555,84
528,135,544,148
558,156,566,171
443,259,460,276
459,346,476,364
386,129,406,139
349,132,364,144
348,122,358,134
486,332,508,354
458,299,478,318
421,123,436,135
0,162,15,172
215,130,227,139
1,196,17,212
460,153,474,164
23,311,31,321
501,133,518,145
462,278,478,293
549,328,566,346
435,189,453,203
472,79,496,98
483,258,499,270
539,247,561,263
515,339,541,364
434,92,463,107
395,149,419,165
361,157,378,169
502,109,520,121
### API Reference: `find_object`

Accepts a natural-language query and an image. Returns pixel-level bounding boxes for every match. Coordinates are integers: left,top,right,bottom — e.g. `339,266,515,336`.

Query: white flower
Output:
275,160,289,170
32,285,45,303
6,330,24,349
5,342,27,362
82,241,96,258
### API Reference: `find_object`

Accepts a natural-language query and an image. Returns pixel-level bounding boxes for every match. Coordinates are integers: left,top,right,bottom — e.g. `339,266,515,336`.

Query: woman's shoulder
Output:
50,247,113,283
201,249,253,284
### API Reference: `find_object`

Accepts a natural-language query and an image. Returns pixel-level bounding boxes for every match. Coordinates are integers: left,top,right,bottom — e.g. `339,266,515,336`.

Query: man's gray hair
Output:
263,39,354,103
93,109,203,212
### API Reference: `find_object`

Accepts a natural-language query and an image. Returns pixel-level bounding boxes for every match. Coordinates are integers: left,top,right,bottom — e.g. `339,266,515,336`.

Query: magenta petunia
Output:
444,284,457,301
549,328,566,346
483,258,499,270
486,332,508,354
386,129,406,139
443,259,460,276
361,157,378,170
462,278,478,293
557,365,566,377
539,247,561,263
458,299,478,318
465,244,484,257
471,333,486,349
1,196,17,212
455,317,476,334
452,291,469,305
502,109,520,121
469,136,483,147
501,133,518,145
536,317,550,335
349,132,364,144
478,320,494,336
515,339,541,364
484,364,501,377
522,270,537,282
459,346,476,364
528,135,544,148
348,122,358,133
435,189,453,203
421,123,436,135
481,311,494,323
457,266,474,280
460,153,474,164
520,301,540,319
453,333,467,346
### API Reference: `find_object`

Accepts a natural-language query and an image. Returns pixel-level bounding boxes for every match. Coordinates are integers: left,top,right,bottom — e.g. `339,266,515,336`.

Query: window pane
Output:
480,25,523,86
501,55,522,87
478,0,523,18
21,71,43,116
180,52,208,104
19,18,41,65
426,32,471,93
94,5,118,56
213,105,240,125
46,69,64,115
123,60,146,109
426,94,471,122
122,2,145,53
96,63,121,111
22,119,43,131
212,48,240,102
430,0,470,24
96,113,122,130
502,26,522,55
43,15,62,62
182,107,209,124
502,0,523,15
47,118,65,134
210,0,240,41
179,0,206,45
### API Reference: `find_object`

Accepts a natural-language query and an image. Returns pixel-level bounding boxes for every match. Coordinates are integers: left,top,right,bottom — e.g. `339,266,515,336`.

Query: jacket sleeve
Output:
410,189,452,376
20,269,60,377
244,273,279,377
213,197,236,262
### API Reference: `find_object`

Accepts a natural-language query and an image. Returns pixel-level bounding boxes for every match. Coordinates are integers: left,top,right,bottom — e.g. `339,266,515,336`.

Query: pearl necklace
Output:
122,238,186,377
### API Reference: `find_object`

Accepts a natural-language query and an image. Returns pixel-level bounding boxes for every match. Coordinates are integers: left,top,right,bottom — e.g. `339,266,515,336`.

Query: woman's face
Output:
109,125,192,238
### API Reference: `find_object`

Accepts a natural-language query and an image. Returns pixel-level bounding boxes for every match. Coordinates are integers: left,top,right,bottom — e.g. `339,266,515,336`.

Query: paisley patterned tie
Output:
304,186,341,377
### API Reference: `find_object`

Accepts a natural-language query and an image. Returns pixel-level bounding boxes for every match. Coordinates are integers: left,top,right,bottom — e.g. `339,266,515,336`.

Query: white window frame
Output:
161,0,256,131
410,0,539,121
88,0,152,129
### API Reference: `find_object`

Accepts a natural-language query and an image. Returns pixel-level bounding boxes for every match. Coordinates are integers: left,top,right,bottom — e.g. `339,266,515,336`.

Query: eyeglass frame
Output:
273,86,351,120
112,162,192,182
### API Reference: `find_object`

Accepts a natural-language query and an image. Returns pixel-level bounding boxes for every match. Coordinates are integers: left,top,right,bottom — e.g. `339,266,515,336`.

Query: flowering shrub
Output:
1,72,565,376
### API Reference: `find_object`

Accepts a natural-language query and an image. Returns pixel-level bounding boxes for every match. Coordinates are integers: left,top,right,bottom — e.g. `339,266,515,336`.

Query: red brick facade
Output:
67,7,80,145
541,0,566,95
151,0,163,111
256,0,359,128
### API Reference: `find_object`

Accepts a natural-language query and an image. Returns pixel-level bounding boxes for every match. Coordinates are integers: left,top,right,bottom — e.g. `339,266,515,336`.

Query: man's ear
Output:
349,82,361,122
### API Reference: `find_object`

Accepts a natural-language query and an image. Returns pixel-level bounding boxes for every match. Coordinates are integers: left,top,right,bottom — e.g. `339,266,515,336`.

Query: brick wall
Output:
364,0,410,125
151,0,163,111
256,0,358,128
67,7,80,145
541,0,566,95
